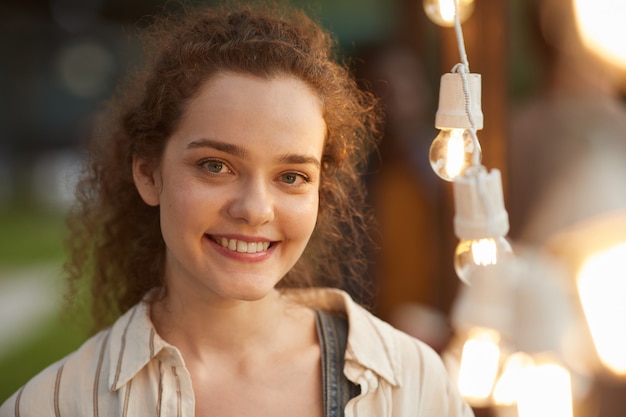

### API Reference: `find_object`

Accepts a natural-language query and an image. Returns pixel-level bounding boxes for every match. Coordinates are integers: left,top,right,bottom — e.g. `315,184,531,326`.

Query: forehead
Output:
172,72,326,153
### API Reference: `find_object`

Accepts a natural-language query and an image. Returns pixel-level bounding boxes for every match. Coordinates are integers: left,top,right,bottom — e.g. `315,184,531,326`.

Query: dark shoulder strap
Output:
315,310,360,417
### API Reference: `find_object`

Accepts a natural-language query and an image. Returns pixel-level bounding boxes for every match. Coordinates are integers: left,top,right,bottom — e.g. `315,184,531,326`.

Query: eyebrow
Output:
187,138,248,158
278,153,321,169
187,138,321,168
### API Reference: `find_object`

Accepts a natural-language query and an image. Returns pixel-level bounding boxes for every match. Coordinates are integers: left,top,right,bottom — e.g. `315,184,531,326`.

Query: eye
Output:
200,158,231,174
281,173,298,184
278,172,309,186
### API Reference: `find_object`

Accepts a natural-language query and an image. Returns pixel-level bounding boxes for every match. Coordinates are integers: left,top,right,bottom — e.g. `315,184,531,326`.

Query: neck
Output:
150,288,312,361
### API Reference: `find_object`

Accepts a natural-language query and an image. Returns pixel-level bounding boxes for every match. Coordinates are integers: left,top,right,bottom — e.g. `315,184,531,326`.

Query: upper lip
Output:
205,233,274,243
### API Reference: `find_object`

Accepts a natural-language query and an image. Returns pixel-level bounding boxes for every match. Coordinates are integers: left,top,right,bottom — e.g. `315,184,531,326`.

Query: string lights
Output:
426,0,512,285
426,1,626,415
427,2,576,416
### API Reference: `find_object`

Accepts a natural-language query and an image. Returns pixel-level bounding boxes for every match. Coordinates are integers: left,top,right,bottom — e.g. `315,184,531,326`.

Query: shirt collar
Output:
107,298,182,391
106,287,401,391
282,288,401,387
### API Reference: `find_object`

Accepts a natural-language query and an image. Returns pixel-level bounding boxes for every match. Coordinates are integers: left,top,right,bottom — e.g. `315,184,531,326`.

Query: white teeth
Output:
247,242,256,253
217,237,270,253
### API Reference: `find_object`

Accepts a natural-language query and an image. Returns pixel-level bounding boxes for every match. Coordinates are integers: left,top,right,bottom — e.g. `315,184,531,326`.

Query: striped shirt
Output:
0,288,474,417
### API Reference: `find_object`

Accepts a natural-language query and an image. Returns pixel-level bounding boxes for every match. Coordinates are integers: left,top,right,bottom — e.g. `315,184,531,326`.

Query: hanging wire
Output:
453,4,470,71
452,0,482,169
450,0,498,222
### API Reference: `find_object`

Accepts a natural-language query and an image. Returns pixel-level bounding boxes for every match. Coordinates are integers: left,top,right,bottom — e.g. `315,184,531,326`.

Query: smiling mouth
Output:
209,236,272,254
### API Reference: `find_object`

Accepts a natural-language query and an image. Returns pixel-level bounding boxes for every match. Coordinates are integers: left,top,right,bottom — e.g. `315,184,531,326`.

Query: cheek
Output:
307,193,320,228
159,178,214,232
285,192,319,239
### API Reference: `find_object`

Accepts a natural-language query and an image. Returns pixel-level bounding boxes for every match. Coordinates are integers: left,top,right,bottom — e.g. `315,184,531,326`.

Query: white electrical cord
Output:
451,0,494,220
452,0,482,168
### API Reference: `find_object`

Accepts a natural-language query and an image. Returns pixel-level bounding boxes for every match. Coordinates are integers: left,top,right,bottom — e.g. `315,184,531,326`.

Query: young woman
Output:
0,3,473,416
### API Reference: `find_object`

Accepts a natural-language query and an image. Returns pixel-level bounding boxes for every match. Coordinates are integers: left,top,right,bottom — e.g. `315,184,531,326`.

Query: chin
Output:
220,281,280,303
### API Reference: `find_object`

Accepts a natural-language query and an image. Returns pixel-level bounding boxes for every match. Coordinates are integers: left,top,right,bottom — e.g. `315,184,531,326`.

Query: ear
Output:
132,156,161,206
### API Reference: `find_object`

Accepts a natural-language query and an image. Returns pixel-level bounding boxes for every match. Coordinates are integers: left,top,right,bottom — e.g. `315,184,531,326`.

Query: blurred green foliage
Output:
0,202,89,403
0,203,67,268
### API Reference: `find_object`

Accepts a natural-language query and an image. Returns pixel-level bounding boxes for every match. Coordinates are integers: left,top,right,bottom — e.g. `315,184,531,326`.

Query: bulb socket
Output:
435,72,483,130
453,168,509,239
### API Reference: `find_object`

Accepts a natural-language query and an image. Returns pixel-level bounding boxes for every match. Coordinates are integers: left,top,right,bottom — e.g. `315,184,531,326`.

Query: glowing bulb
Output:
574,0,626,70
517,362,573,417
423,0,475,27
431,73,483,181
492,352,534,406
577,242,626,375
454,237,513,284
429,128,480,181
457,327,501,404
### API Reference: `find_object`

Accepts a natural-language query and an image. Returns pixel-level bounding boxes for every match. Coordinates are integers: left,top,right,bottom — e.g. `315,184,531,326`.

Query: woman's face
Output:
133,72,326,303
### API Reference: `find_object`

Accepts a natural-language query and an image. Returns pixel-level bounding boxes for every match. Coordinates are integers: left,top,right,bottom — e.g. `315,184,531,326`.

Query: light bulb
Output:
431,72,483,181
457,327,501,405
577,242,626,375
454,236,513,284
423,0,475,27
429,128,480,181
492,352,534,406
452,169,511,284
517,361,573,417
574,0,626,70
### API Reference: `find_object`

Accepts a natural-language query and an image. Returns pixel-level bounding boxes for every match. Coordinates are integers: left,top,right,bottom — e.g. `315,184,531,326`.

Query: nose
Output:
226,177,275,226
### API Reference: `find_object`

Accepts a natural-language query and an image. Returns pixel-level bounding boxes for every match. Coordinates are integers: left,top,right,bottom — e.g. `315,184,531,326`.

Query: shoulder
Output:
0,329,111,417
345,297,445,373
0,299,167,417
341,293,474,416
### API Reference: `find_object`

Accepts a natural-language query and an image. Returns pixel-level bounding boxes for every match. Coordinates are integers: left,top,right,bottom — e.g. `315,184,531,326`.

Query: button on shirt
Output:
0,288,474,417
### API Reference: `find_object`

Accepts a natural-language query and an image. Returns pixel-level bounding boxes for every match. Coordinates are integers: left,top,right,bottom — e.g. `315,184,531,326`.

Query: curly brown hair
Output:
65,1,381,331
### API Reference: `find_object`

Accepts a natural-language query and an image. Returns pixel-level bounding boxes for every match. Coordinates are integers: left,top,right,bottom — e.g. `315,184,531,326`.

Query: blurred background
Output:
1,0,625,415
